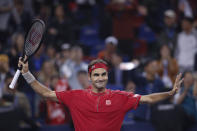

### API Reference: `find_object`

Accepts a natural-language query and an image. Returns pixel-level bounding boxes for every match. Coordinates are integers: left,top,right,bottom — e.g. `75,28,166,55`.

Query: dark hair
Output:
183,16,194,23
183,70,193,77
88,59,108,75
141,56,157,68
77,70,88,76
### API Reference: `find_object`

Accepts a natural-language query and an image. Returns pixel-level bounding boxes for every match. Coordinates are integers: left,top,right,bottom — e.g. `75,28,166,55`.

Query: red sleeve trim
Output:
55,91,63,104
133,95,141,110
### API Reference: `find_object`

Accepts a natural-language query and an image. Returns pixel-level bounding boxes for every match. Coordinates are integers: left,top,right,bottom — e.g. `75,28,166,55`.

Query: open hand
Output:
170,73,184,95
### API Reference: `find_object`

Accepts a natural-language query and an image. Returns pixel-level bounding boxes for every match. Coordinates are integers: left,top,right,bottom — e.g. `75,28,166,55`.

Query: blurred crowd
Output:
0,0,197,131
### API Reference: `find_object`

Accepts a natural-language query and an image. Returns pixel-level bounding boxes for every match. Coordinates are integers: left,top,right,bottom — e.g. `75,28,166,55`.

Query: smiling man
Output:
18,57,183,131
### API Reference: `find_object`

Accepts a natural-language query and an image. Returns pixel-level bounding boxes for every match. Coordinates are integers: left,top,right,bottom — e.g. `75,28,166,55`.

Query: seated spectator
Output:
158,9,178,55
0,54,12,98
98,36,118,63
157,44,179,88
8,0,32,33
1,73,39,130
45,75,70,125
56,43,71,68
77,70,90,89
8,32,24,71
133,57,165,121
108,51,131,87
174,71,197,130
60,46,88,90
46,4,74,49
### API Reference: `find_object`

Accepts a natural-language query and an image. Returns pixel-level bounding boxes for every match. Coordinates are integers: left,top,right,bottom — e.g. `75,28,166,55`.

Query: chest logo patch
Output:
106,100,111,106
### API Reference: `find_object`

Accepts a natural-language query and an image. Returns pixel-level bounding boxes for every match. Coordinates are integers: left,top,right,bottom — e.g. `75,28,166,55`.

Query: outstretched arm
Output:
139,73,183,104
18,56,58,102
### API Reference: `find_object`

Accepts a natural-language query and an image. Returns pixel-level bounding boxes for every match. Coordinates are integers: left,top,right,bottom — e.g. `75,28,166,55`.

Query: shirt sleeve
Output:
55,91,73,107
124,92,141,111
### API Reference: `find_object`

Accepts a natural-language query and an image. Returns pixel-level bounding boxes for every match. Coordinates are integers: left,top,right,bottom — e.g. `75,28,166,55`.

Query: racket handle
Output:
9,69,21,89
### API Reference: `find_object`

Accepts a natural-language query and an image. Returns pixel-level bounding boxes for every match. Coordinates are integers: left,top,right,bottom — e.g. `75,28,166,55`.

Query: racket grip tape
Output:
9,69,21,89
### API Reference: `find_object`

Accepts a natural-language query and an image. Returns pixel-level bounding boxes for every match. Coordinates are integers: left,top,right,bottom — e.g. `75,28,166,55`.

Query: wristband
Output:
22,71,36,84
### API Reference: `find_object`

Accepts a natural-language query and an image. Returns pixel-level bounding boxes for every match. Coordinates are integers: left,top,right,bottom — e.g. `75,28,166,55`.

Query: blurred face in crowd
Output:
55,5,64,18
42,61,55,76
78,72,89,89
145,60,158,76
160,45,171,59
40,5,51,17
61,49,70,60
106,43,116,53
15,33,24,52
0,56,9,73
89,68,108,91
164,16,176,27
111,53,122,66
46,46,56,58
15,0,24,14
50,75,59,90
70,47,83,62
181,19,193,32
183,72,194,88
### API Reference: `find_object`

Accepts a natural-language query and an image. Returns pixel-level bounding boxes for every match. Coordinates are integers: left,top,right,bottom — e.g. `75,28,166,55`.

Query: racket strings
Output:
25,22,44,56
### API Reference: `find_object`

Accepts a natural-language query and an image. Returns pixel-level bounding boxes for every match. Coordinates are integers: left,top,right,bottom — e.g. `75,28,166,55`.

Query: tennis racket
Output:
9,19,45,89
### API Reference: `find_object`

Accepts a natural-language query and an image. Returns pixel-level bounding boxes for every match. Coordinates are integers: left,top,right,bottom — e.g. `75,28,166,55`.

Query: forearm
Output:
140,91,174,104
22,71,57,102
30,80,52,98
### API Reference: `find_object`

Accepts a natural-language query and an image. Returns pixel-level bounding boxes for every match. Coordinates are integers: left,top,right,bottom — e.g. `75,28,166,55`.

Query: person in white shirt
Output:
175,16,197,72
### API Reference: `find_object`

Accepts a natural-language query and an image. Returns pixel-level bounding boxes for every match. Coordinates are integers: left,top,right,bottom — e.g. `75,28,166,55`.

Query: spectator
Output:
174,71,197,130
56,43,71,68
45,75,70,125
0,73,39,130
133,57,165,121
8,32,24,71
0,54,11,98
175,16,197,72
9,0,32,33
108,52,131,87
106,0,143,59
60,46,88,90
157,44,179,88
0,0,13,50
46,4,74,50
98,36,118,63
77,70,90,89
158,9,178,55
38,60,58,86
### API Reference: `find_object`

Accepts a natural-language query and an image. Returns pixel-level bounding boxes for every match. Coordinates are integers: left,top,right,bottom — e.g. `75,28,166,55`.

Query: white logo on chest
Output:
106,100,111,105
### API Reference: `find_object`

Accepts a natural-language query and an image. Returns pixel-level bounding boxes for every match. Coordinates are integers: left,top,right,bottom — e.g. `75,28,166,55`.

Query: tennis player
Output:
18,56,183,131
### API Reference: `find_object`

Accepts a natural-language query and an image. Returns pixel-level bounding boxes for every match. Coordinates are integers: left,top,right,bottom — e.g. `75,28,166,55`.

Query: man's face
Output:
184,72,193,87
164,16,175,27
89,68,108,90
145,61,158,76
181,19,192,31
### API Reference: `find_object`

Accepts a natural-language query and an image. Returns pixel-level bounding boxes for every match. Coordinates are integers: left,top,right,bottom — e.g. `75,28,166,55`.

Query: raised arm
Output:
18,56,58,102
140,73,183,104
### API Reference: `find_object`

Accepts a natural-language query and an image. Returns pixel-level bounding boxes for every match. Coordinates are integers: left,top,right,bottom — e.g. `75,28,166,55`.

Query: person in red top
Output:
18,56,183,131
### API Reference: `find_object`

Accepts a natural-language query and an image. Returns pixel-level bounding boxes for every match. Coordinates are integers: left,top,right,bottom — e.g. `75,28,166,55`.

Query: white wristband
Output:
22,71,36,84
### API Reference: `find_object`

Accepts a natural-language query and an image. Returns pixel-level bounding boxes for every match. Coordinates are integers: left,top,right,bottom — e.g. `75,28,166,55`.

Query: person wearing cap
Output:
57,43,71,67
98,36,118,63
18,56,183,131
158,9,178,55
